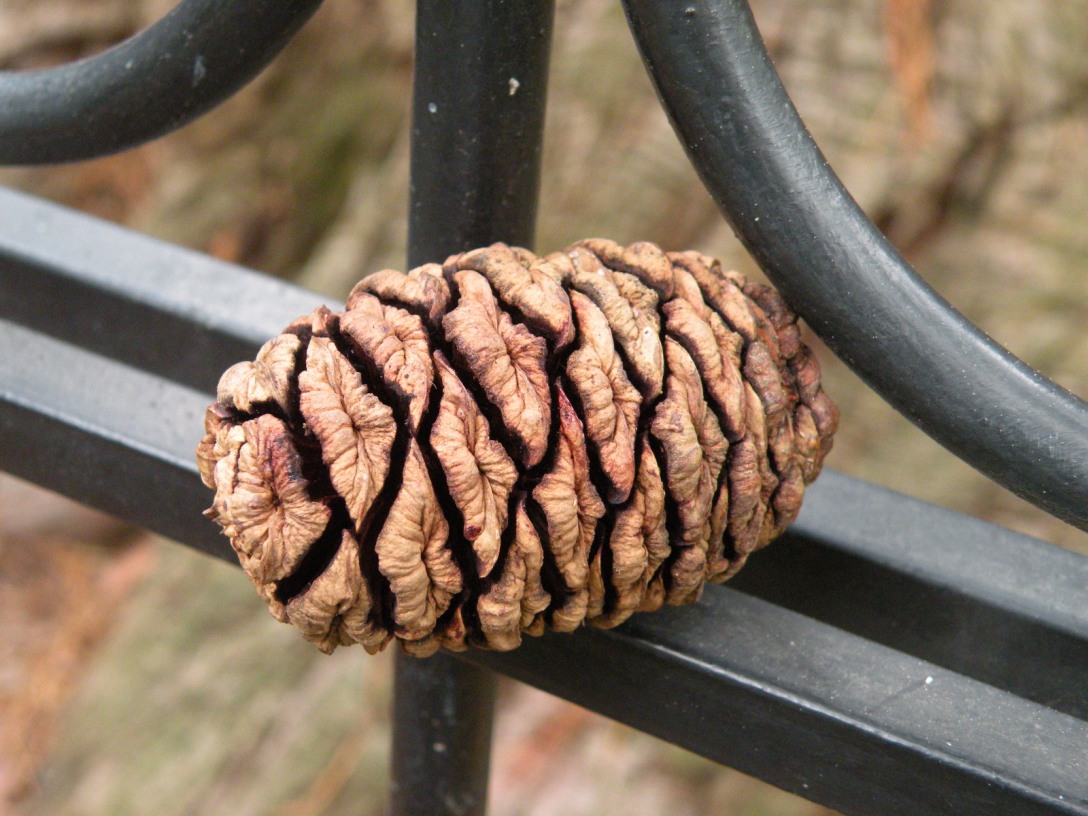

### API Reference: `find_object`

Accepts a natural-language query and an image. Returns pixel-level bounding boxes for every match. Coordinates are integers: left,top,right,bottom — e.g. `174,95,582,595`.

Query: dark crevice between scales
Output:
558,369,620,615
415,349,485,643
273,249,793,623
504,288,580,629
565,249,670,618
217,321,338,609
362,272,574,611
637,265,690,600
744,374,784,549
665,322,741,570
440,271,547,473
438,270,570,630
264,321,357,609
468,272,576,630
690,274,792,572
349,283,507,639
327,313,413,633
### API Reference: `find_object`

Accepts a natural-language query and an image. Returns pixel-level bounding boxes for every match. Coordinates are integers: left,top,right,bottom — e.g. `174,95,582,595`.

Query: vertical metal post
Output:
390,2,554,815
390,653,498,816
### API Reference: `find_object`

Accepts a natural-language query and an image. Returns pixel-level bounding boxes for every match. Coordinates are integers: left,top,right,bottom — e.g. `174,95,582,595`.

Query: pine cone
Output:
196,240,838,656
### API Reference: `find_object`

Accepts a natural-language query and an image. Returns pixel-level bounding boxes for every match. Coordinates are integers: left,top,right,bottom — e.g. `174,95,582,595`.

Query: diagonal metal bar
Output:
620,0,1088,531
0,319,232,562
732,470,1088,720
1,309,1085,815
2,193,1086,814
466,588,1088,816
0,185,326,392
2,190,1088,813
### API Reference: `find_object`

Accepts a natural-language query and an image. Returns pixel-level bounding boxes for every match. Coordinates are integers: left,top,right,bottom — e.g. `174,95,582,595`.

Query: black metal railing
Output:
622,0,1088,531
3,189,1085,814
1,2,1086,814
0,0,323,164
393,3,555,812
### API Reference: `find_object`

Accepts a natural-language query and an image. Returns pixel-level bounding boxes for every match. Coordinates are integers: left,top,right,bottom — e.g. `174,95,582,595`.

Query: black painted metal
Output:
732,471,1088,721
0,319,232,562
392,3,555,815
620,0,1088,532
466,590,1088,816
0,187,326,392
1,191,1086,814
407,0,553,260
0,0,323,165
391,653,499,816
1,0,1085,807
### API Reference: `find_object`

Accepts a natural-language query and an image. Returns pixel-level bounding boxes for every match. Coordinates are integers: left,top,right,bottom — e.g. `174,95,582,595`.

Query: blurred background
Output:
2,0,1087,813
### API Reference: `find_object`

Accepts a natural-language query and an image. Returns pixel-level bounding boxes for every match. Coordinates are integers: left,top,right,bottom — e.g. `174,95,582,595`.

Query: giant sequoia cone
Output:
196,240,838,656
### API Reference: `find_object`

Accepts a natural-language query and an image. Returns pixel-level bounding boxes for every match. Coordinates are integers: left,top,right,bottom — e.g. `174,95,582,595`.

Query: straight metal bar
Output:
1,311,1086,815
733,470,1088,720
407,0,554,260
620,0,1088,531
390,652,498,816
466,587,1088,816
5,271,1085,734
0,319,233,562
0,0,324,165
391,3,555,815
0,185,326,392
0,317,229,561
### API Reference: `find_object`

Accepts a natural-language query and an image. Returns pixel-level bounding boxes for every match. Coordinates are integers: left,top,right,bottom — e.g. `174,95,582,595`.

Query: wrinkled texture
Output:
341,293,434,432
564,247,664,398
664,299,747,441
198,239,837,655
448,243,575,348
285,530,390,655
206,415,330,589
431,353,518,577
196,403,235,488
443,269,552,468
650,339,728,599
566,291,642,504
375,441,461,645
348,263,450,329
577,238,674,300
475,501,551,651
531,386,605,632
298,336,396,533
215,333,301,416
514,500,551,635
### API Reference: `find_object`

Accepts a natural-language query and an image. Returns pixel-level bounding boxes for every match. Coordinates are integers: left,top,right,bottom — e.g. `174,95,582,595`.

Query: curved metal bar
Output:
622,0,1088,531
0,0,323,165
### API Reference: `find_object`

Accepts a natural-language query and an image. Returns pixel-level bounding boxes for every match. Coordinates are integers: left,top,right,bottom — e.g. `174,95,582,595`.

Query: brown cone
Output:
196,239,839,655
